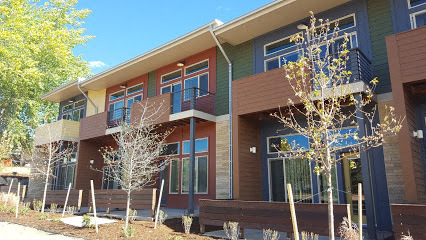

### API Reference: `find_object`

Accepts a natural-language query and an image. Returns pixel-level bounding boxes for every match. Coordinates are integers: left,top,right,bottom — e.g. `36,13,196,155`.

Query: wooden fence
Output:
43,190,83,211
199,199,349,237
0,185,27,201
391,204,426,240
88,189,157,217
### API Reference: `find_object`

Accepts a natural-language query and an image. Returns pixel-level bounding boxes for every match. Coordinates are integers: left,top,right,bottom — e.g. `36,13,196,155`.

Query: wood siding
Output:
386,27,426,203
130,93,171,125
79,111,108,141
148,70,156,98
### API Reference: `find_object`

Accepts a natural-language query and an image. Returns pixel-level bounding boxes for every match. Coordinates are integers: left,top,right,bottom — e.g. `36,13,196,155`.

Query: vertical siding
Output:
366,0,394,93
216,40,253,116
148,70,156,98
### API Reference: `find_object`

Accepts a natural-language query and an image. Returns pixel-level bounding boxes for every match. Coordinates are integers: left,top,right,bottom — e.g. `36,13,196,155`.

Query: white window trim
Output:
109,89,125,102
266,133,309,154
408,0,426,9
264,32,302,56
184,59,209,76
73,99,85,108
126,83,144,96
62,103,73,113
109,99,124,112
126,94,143,107
160,142,181,157
169,158,180,194
181,155,209,194
160,82,182,95
410,9,426,29
161,69,182,84
324,13,357,34
183,72,209,98
264,49,304,72
182,137,209,155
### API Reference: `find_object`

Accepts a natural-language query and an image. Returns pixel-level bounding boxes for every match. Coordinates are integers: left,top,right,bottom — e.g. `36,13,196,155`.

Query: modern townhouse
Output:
29,0,426,238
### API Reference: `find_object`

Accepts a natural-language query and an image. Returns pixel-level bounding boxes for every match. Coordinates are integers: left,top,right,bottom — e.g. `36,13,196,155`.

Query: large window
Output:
182,138,208,154
53,152,77,190
411,9,426,28
265,50,303,71
184,73,208,100
268,134,309,154
102,165,121,190
62,99,85,122
169,159,180,193
181,156,208,193
185,60,209,76
160,143,180,156
409,0,426,8
264,33,300,56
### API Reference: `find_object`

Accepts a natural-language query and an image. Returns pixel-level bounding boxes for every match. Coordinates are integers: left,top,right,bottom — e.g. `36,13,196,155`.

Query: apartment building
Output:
30,0,426,238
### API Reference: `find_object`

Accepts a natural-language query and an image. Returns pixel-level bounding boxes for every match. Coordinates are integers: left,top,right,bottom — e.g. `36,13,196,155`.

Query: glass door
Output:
343,153,366,224
269,159,285,201
172,83,182,114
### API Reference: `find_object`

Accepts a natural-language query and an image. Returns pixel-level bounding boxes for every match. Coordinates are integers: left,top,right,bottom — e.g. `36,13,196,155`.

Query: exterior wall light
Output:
177,61,185,67
249,147,256,153
89,159,94,164
120,83,127,89
297,23,308,30
413,130,423,139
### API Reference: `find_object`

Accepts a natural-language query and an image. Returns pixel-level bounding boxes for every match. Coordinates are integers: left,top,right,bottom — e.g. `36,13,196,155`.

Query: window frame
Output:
62,103,73,113
161,82,182,95
408,0,426,9
126,83,144,96
126,94,143,108
181,155,209,194
183,72,209,100
410,8,426,28
264,49,304,72
109,89,125,102
184,59,209,76
267,133,309,154
264,32,302,57
322,13,357,34
161,69,182,84
169,158,180,194
160,142,181,157
182,137,209,155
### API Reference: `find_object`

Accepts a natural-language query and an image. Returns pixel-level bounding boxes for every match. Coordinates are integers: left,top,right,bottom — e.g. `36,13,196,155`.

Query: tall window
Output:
169,159,180,193
160,143,180,156
62,99,85,121
410,9,426,28
102,165,121,190
181,156,208,193
53,152,77,190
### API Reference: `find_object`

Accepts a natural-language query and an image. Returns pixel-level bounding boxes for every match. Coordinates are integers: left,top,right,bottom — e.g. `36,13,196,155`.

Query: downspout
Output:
209,25,233,199
77,78,98,114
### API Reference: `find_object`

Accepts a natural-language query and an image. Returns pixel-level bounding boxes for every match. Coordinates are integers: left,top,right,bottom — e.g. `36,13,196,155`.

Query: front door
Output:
343,153,367,224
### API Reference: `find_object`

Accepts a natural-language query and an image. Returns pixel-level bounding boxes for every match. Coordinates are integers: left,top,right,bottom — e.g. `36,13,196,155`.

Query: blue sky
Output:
73,1,273,75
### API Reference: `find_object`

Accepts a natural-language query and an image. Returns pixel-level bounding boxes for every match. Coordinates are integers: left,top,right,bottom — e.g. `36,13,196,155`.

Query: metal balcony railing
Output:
171,87,215,115
107,107,129,128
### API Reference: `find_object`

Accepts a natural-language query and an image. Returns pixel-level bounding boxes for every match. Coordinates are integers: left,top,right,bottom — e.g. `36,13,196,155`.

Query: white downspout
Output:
77,78,98,114
209,26,233,199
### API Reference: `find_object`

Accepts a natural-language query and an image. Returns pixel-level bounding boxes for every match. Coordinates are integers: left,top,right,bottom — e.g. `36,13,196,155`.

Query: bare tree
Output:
30,125,76,213
100,101,173,230
272,12,403,239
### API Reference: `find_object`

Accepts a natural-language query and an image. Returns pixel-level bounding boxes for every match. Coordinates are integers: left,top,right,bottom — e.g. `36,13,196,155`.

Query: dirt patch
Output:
0,209,223,239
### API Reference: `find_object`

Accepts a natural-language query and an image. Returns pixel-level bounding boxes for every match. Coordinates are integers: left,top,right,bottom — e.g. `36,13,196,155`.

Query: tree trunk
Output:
41,144,52,213
125,189,131,230
327,170,335,239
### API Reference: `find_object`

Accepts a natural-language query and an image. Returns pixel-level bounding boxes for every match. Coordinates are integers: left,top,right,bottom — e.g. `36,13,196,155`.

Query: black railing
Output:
107,107,129,128
171,87,215,115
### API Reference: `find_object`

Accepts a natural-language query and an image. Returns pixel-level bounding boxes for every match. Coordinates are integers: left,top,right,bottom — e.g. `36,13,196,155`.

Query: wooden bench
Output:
0,185,27,201
199,199,349,237
88,189,157,217
391,204,426,240
44,190,83,211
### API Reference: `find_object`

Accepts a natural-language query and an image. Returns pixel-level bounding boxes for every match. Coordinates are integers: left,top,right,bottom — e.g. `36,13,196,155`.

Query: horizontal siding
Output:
79,112,107,140
147,70,156,98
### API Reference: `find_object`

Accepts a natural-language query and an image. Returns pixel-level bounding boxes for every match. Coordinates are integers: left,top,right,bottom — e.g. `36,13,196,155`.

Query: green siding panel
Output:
216,40,253,115
148,70,156,98
366,0,394,94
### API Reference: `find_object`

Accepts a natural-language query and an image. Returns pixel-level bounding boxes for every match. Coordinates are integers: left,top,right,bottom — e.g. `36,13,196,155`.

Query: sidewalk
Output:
0,222,83,240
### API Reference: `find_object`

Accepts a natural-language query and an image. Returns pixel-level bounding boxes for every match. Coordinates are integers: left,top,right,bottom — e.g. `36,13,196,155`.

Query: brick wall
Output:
215,118,230,199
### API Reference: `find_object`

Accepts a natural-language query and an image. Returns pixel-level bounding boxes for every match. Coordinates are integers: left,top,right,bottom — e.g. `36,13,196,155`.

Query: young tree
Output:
273,13,403,238
100,101,173,230
30,125,76,213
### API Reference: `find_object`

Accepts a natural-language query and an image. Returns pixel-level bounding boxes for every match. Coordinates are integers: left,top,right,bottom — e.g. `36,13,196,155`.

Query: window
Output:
181,156,208,193
127,95,142,108
185,60,209,76
182,138,208,154
411,9,426,28
58,164,75,190
318,164,339,203
110,90,125,101
328,14,356,32
62,112,72,121
409,0,426,8
102,165,121,190
162,70,182,84
72,108,84,122
74,100,85,108
268,134,309,154
265,50,303,71
62,103,73,113
184,73,208,100
160,143,180,156
328,127,359,148
127,84,143,95
109,100,124,120
264,33,300,56
169,159,179,193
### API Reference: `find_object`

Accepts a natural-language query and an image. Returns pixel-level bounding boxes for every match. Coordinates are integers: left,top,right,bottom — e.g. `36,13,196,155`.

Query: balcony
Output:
34,119,80,146
170,87,215,115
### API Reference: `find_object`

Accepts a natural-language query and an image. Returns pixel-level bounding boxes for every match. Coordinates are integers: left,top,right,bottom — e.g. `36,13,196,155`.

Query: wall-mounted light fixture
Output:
297,23,308,30
120,83,127,89
68,98,75,103
89,159,94,165
177,61,185,67
249,147,256,154
413,130,424,139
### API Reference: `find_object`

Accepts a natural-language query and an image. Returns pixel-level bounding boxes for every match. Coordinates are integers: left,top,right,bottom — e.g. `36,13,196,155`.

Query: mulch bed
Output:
0,209,223,239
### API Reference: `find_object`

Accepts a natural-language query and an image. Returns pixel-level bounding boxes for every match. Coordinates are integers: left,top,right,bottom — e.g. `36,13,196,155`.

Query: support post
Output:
15,182,20,218
90,180,98,233
188,117,196,214
347,204,352,229
62,182,72,217
154,180,165,229
359,183,362,240
78,190,82,212
21,185,26,201
287,183,299,240
4,179,14,206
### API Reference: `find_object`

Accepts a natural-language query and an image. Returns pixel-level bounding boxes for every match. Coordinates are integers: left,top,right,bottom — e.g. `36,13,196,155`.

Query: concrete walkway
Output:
0,222,83,240
83,207,198,221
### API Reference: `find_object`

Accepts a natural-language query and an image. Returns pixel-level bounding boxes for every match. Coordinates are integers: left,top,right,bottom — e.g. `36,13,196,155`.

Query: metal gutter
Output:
209,25,233,199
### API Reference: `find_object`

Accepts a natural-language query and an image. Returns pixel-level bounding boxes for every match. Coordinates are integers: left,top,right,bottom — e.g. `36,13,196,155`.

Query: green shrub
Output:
38,213,49,220
8,207,16,214
32,200,42,212
128,208,137,221
168,235,184,240
123,225,136,238
0,205,7,212
223,221,239,240
157,210,168,226
82,214,94,228
52,217,61,223
50,203,58,213
181,215,193,234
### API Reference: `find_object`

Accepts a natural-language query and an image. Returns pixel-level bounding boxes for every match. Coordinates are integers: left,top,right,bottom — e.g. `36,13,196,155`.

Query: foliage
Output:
123,224,136,238
128,208,137,221
82,214,94,228
168,236,184,240
100,101,173,230
38,212,49,220
157,209,168,226
301,232,319,240
338,217,360,240
66,206,76,215
272,12,403,239
400,233,414,240
20,202,31,215
181,215,193,234
32,199,42,212
0,205,7,212
263,229,280,240
52,217,61,223
0,192,18,206
223,221,239,240
0,0,93,152
8,207,16,213
50,203,58,213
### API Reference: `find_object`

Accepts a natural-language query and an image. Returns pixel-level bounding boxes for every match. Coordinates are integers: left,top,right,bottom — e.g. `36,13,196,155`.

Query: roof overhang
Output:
214,0,350,45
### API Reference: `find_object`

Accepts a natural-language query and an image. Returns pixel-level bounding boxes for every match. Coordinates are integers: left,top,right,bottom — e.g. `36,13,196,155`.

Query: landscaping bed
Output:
0,209,222,239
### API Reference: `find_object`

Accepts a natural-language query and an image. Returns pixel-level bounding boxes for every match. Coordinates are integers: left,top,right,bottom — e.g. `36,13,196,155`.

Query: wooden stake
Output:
21,185,27,201
4,179,14,206
287,183,299,240
347,204,352,228
62,182,72,217
15,182,20,218
154,180,165,229
358,183,362,240
77,190,83,212
90,180,98,233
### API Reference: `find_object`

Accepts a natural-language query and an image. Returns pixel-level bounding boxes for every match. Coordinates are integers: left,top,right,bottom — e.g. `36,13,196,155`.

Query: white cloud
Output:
216,5,230,11
88,61,108,69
